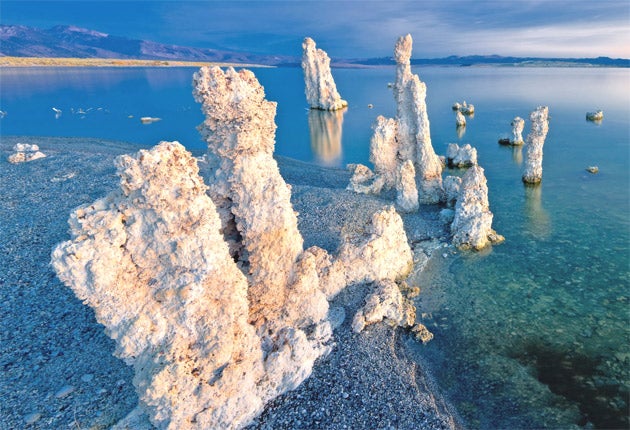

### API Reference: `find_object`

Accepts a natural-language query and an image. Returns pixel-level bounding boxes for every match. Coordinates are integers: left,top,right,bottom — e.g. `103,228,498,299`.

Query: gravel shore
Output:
1,136,461,429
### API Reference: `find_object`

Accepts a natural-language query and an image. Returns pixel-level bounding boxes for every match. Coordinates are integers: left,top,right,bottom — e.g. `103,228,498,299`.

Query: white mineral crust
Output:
351,279,416,333
302,37,348,111
393,34,443,204
443,175,462,208
511,116,525,145
52,66,419,430
446,143,478,168
522,106,549,184
451,165,504,250
52,142,266,429
369,115,399,190
396,160,419,213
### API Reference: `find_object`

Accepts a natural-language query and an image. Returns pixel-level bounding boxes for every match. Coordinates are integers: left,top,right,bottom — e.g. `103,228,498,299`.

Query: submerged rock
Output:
302,37,348,111
522,106,549,184
446,143,477,168
451,165,504,250
8,143,46,163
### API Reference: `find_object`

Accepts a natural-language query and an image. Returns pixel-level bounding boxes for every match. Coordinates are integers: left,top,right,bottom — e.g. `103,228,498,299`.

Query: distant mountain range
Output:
1,24,628,68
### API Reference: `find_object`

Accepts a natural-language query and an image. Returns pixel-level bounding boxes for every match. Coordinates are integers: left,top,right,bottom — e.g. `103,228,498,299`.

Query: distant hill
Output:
1,24,628,68
0,24,295,66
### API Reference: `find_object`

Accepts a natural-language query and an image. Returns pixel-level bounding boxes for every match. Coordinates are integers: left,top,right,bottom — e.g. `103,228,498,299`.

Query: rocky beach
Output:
1,135,461,429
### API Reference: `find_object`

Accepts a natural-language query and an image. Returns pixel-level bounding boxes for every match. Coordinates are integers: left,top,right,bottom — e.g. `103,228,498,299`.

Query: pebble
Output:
55,385,75,399
24,412,42,425
81,373,94,383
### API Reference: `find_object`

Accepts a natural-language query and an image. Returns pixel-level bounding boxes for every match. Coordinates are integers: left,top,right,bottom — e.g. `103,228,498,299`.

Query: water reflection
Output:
308,108,346,166
512,145,523,165
456,124,466,139
524,183,550,238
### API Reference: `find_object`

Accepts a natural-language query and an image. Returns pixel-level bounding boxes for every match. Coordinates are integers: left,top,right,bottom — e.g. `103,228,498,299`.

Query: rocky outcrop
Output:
348,34,443,207
8,143,46,163
52,142,267,429
337,206,413,285
522,106,549,184
302,37,348,111
394,34,443,204
511,117,525,145
453,101,474,115
351,279,415,333
396,160,419,213
443,175,462,208
446,143,477,168
451,165,504,250
51,66,420,429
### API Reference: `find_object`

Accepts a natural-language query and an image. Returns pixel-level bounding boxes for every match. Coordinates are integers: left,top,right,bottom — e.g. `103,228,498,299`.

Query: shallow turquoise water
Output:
1,65,628,428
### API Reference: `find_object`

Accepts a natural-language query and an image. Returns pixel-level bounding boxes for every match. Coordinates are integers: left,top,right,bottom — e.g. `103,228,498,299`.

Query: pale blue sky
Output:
2,0,629,58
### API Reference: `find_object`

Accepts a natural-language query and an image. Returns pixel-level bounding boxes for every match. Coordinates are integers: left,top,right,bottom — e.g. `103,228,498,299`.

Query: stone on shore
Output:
302,37,348,111
8,143,46,163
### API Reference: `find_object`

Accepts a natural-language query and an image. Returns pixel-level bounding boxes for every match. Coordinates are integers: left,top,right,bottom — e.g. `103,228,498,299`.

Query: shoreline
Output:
1,136,462,429
0,56,273,68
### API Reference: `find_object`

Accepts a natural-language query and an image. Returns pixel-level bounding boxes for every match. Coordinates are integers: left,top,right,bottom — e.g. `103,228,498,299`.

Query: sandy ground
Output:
0,136,461,429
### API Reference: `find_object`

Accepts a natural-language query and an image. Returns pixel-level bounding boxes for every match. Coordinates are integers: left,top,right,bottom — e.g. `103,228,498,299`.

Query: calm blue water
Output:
1,66,628,429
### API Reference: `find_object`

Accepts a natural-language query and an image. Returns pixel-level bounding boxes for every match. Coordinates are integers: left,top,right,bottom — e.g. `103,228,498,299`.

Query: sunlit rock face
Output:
396,160,419,213
302,37,348,111
451,165,504,250
348,34,443,206
393,34,443,204
52,66,417,430
351,279,416,333
455,111,466,127
446,143,478,168
52,142,266,429
522,106,549,184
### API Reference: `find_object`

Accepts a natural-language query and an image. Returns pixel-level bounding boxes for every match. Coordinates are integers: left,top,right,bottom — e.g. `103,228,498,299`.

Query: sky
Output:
2,0,630,59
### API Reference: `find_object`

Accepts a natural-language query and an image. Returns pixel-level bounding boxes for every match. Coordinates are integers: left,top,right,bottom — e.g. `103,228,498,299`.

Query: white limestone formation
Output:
511,116,525,145
351,279,416,333
522,106,549,184
396,160,419,213
8,143,46,163
346,163,385,195
453,101,474,115
451,165,504,250
455,111,466,127
394,34,443,204
302,37,348,111
443,175,462,208
52,66,418,429
338,206,413,285
52,142,267,429
446,143,478,168
369,115,399,190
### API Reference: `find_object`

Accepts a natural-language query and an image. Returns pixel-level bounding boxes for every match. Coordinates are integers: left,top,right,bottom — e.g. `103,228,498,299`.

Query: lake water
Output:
1,65,628,429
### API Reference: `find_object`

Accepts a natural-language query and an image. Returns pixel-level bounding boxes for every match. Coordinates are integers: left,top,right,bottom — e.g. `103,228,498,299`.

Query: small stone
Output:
342,392,349,399
24,412,42,425
586,166,599,174
55,385,75,398
81,373,94,383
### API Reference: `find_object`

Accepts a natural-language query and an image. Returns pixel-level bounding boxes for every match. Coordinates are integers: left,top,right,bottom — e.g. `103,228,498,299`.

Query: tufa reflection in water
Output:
308,108,346,166
512,145,523,165
524,183,551,239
